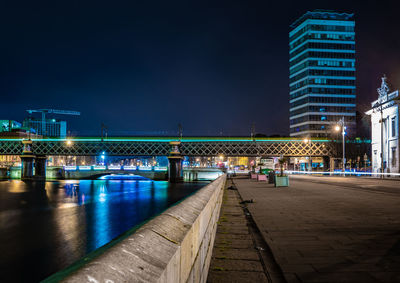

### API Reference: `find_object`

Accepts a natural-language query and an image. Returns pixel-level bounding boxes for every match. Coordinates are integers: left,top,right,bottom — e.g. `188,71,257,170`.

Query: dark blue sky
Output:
1,0,399,136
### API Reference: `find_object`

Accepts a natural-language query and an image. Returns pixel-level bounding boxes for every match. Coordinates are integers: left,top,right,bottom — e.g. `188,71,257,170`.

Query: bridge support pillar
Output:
20,140,35,181
323,156,330,172
21,156,35,180
168,141,183,183
168,156,183,183
34,155,47,180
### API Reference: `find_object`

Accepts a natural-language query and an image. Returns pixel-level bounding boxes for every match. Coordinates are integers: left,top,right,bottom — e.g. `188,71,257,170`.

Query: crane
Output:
26,109,81,136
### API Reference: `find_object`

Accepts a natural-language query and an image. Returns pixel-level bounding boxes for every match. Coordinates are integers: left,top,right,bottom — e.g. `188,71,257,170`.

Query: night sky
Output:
2,0,400,136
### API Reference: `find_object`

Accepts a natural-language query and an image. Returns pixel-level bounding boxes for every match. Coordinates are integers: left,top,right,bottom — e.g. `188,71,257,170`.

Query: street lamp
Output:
303,138,312,172
335,117,346,174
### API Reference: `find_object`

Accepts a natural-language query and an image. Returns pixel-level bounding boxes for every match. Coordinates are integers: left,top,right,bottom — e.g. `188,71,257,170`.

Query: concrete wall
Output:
7,167,167,180
183,168,223,181
8,166,64,179
63,170,168,180
57,174,226,283
7,167,223,181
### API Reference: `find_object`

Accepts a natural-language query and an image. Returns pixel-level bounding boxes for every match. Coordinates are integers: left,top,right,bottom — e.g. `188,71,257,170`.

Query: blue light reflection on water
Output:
0,179,206,282
77,180,170,250
98,174,149,180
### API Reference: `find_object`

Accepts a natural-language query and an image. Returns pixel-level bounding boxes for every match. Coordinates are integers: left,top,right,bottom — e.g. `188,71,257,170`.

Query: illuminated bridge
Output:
0,137,333,156
0,137,334,181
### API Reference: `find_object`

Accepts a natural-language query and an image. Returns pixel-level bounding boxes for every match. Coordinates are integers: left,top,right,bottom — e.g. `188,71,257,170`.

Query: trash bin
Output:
268,171,275,184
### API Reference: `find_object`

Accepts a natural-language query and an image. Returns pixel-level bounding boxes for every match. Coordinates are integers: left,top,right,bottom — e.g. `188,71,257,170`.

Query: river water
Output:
0,179,207,282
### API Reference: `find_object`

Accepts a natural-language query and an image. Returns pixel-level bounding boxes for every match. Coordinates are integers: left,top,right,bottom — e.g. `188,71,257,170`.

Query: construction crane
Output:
26,109,81,136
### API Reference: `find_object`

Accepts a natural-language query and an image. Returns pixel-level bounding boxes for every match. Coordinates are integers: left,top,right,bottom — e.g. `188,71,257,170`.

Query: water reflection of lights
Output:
99,174,149,180
58,203,79,209
7,180,29,193
99,192,106,202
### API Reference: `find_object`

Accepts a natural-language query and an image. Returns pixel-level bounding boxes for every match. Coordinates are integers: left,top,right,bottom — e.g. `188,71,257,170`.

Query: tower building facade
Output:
289,10,356,137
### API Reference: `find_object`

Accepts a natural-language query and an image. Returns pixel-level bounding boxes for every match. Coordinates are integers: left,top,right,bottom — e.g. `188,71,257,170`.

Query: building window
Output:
392,117,396,137
392,147,397,167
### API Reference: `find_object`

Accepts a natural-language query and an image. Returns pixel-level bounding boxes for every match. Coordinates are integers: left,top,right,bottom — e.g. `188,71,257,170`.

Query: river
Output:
0,179,207,282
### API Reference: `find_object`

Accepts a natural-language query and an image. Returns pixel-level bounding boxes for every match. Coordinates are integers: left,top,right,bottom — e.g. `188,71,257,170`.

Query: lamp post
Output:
335,117,346,175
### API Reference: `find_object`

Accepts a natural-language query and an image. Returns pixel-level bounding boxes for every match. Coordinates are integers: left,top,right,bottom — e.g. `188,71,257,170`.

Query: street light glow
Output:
335,125,341,131
303,138,309,143
66,140,72,146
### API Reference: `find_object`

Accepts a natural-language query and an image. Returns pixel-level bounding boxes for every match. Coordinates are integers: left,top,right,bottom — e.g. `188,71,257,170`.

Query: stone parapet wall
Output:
56,174,226,283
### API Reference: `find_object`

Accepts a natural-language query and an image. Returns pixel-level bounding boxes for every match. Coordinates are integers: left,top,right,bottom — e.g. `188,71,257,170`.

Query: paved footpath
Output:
208,178,285,283
234,175,400,283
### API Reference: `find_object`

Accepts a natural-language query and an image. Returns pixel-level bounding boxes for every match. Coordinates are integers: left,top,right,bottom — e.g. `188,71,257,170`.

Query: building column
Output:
34,155,47,180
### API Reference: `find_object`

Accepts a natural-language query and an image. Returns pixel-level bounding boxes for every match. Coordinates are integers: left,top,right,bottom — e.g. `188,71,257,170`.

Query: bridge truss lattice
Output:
0,140,334,157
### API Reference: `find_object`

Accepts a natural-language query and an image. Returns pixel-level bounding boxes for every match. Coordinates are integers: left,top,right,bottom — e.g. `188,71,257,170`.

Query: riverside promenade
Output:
208,178,285,283
229,175,400,283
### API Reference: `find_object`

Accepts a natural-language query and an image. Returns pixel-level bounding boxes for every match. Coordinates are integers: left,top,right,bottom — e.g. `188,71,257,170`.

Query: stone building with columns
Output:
366,76,400,174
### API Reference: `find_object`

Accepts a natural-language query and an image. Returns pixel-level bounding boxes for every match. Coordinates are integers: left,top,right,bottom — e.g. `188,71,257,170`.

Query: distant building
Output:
0,120,38,138
289,10,356,137
23,118,67,138
0,120,21,132
366,76,399,174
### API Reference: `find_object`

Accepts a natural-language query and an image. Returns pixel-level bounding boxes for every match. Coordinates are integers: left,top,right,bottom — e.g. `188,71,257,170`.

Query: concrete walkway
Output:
234,175,400,283
207,178,285,282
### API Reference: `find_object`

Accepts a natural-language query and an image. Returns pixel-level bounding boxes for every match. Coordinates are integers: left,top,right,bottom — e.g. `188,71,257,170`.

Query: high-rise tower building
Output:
289,10,356,137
